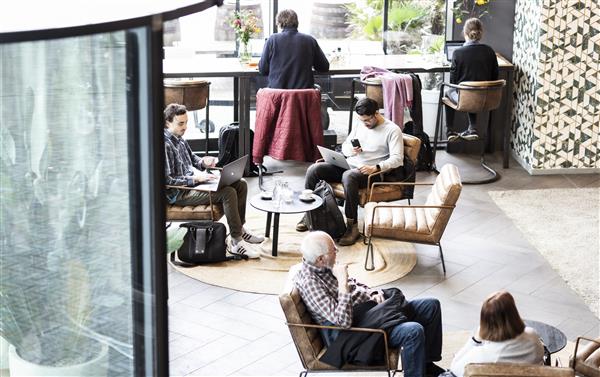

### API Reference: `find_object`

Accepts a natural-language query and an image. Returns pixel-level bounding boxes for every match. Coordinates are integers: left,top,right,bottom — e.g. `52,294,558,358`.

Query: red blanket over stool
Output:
253,88,323,164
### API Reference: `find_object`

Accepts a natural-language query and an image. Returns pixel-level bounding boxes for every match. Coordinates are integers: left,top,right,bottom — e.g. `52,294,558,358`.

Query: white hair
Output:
300,231,331,264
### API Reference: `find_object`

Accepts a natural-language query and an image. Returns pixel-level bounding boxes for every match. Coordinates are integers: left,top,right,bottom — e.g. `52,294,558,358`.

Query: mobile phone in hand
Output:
351,139,361,148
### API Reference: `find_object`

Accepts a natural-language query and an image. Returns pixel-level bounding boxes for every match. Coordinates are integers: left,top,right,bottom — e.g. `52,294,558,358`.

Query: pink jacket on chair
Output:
253,88,323,164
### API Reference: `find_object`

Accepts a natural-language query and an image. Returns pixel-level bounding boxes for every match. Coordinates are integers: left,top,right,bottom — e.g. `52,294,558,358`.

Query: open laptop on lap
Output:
317,146,350,170
197,155,248,191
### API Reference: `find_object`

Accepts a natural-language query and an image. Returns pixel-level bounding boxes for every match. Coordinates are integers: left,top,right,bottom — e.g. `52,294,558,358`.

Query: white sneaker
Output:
230,239,260,259
241,228,265,244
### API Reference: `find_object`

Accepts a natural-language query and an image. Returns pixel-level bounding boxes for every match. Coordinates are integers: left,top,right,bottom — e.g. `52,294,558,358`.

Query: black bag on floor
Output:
217,122,264,177
307,180,346,239
170,221,235,267
405,121,434,172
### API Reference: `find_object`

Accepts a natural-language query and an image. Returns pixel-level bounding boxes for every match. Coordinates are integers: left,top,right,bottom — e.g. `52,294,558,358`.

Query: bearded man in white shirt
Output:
297,97,404,246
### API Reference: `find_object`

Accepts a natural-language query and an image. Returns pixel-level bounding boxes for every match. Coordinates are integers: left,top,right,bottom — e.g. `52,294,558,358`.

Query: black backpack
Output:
414,131,434,172
217,122,264,177
307,180,347,239
404,121,434,172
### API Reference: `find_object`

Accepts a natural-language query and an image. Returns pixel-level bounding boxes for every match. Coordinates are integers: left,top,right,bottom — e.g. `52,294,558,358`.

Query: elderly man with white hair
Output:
293,231,444,377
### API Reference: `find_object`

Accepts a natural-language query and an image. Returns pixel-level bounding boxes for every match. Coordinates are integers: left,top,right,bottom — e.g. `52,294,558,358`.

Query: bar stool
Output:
433,79,506,184
164,79,211,154
347,78,384,133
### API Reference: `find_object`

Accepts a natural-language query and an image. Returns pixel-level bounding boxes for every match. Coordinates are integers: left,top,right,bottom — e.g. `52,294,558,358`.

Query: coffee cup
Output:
302,189,313,197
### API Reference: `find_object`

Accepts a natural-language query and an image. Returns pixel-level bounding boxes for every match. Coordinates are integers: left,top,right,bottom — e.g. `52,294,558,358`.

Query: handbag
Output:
170,221,233,267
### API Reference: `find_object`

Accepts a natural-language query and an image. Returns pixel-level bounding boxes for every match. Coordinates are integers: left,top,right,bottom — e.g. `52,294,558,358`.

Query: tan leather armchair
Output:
464,363,574,377
165,185,224,222
570,336,600,377
329,134,422,206
363,163,462,272
279,287,401,377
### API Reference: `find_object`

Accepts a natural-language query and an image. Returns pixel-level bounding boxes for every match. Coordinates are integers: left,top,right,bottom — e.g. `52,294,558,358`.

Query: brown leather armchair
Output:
570,336,600,377
363,163,462,272
464,363,575,377
329,134,422,206
165,185,224,222
279,287,401,377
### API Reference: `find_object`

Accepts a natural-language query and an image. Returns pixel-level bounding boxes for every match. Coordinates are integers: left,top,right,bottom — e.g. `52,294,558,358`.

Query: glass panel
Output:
0,32,134,375
386,0,446,56
278,0,383,56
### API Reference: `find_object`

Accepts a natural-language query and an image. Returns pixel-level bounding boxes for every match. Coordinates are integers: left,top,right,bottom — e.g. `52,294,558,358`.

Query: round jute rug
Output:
170,212,417,294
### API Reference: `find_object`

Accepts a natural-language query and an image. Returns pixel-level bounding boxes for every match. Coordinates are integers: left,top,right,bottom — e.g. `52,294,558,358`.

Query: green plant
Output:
346,0,439,53
453,0,495,24
0,34,132,369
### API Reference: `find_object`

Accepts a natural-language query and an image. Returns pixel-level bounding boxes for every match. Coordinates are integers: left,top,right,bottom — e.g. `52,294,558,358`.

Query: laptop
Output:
445,40,465,61
198,155,248,191
317,146,350,170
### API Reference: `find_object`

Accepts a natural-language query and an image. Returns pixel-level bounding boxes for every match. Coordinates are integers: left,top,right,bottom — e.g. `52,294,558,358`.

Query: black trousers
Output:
304,162,403,220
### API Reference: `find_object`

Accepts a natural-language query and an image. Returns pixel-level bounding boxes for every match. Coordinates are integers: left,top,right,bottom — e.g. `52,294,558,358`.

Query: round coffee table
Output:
250,192,323,256
524,319,567,365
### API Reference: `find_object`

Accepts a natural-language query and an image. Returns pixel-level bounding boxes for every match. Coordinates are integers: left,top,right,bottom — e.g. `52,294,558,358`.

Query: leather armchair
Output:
570,336,600,377
165,185,224,222
279,287,401,377
363,163,462,272
464,363,574,377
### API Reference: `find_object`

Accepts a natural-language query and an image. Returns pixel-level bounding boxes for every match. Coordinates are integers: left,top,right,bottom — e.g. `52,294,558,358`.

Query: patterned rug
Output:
489,187,599,317
171,211,417,295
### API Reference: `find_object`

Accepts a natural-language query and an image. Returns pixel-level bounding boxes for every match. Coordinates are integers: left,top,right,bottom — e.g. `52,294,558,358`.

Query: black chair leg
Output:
365,237,375,271
298,370,308,377
438,242,446,275
432,89,445,174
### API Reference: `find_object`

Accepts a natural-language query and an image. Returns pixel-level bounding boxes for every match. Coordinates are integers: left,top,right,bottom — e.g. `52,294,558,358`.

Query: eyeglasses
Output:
359,115,376,125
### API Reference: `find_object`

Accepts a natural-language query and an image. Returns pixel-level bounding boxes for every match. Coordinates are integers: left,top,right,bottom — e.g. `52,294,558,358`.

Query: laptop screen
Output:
445,40,465,61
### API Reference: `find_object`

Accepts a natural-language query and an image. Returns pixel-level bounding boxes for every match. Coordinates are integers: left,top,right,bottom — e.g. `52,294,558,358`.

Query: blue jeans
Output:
388,298,442,377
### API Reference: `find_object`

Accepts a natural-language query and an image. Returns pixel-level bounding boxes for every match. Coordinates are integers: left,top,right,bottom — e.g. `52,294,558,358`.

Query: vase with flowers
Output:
453,0,495,24
229,10,261,63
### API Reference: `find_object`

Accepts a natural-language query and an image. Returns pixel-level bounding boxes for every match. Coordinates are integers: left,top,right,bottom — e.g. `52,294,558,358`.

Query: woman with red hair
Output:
447,291,544,377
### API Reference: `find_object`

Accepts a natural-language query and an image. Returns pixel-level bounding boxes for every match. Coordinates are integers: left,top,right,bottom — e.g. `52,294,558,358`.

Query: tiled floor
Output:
168,152,599,376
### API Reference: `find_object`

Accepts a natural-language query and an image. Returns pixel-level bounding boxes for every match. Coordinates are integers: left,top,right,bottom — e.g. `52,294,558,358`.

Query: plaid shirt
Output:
164,129,204,203
294,260,375,328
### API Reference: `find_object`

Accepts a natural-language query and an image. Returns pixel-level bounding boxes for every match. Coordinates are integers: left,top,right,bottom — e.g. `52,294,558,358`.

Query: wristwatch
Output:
376,164,381,171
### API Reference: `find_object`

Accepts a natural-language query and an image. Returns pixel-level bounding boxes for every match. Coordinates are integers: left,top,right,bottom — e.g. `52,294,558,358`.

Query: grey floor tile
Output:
170,334,249,376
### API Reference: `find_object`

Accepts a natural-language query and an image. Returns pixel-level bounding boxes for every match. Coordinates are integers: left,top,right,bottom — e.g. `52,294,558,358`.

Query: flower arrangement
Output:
229,10,261,46
453,0,495,24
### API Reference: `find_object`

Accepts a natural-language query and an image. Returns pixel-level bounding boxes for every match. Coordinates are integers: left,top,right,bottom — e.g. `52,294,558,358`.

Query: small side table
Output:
250,192,323,257
524,319,567,365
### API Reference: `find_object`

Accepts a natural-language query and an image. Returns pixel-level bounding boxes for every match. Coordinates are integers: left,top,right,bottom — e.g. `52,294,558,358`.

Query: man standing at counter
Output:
258,9,329,89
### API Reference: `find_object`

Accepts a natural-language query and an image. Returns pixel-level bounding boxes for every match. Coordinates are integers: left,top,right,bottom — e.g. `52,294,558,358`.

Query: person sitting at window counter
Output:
446,18,499,142
258,9,329,89
442,290,544,377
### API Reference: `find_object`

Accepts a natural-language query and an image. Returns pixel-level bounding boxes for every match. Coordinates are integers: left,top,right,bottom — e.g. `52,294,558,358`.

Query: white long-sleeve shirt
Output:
450,327,545,377
341,118,403,171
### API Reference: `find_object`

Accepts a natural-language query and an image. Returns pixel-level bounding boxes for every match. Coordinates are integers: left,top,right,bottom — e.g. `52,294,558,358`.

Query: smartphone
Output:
351,139,361,148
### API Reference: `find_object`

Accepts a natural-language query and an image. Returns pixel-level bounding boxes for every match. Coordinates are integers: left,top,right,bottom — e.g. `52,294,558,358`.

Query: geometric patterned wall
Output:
512,0,600,171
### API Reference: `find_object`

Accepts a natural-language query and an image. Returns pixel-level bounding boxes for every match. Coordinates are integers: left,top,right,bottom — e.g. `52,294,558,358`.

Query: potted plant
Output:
229,9,261,63
0,114,113,375
0,75,137,374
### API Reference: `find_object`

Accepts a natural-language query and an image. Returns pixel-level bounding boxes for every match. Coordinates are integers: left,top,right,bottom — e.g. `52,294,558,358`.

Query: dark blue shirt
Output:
258,27,330,89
